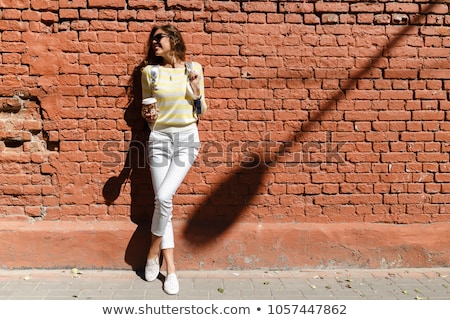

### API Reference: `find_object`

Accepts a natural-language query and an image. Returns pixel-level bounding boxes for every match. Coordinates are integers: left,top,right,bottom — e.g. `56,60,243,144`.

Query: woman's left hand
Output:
188,70,201,97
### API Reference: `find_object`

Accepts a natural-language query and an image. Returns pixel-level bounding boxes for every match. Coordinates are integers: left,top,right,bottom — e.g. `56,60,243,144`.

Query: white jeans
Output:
148,125,200,249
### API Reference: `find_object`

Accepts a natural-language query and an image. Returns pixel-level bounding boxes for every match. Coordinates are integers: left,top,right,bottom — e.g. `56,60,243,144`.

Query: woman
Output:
140,24,207,295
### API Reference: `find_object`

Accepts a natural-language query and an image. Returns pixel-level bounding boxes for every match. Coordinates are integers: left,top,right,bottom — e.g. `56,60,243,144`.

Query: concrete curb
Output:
1,221,449,270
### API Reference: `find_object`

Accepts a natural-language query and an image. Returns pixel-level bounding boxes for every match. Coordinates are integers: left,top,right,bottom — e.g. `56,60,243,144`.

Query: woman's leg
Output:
147,130,172,263
162,248,175,274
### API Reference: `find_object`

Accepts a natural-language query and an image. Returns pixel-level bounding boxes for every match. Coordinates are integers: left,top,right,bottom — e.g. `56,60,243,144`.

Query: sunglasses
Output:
151,33,169,43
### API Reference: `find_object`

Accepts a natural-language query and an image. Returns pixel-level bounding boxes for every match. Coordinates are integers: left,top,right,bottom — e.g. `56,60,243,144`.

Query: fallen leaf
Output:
71,268,82,278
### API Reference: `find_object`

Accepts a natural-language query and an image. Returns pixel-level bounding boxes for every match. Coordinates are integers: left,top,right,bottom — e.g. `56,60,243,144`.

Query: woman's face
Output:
151,29,171,59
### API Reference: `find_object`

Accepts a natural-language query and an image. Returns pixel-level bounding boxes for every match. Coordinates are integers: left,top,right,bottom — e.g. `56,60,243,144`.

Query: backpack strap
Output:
149,65,159,96
185,61,193,75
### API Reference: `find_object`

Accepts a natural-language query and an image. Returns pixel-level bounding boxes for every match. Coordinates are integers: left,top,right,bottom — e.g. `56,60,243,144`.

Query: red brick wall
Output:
1,0,450,229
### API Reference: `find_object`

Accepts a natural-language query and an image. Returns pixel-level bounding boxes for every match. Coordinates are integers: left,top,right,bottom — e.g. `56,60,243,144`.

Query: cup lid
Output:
142,97,157,104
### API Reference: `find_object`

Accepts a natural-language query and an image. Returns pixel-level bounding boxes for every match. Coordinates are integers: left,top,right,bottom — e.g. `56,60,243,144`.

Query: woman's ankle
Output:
148,234,162,260
166,264,176,275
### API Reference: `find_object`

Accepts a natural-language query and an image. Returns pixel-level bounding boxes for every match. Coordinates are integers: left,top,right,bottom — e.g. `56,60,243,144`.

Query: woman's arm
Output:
188,62,207,115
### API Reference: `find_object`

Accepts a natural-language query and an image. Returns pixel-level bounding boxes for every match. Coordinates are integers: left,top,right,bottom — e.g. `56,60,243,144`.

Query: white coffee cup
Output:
142,97,157,105
142,97,158,117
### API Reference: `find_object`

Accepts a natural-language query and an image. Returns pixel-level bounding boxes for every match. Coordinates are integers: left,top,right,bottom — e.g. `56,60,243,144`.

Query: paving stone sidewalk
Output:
0,268,449,300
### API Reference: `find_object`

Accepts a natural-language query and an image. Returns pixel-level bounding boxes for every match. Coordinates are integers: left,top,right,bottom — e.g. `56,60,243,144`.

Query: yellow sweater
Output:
141,62,207,129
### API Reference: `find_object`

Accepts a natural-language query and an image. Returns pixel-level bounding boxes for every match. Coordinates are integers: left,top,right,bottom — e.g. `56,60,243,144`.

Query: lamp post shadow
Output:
183,160,270,246
182,1,440,246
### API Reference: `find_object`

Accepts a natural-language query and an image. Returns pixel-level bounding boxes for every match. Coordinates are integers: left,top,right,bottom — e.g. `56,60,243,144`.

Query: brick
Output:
351,3,384,13
417,152,449,163
401,132,434,142
167,0,203,10
420,69,450,79
59,0,86,8
88,0,125,8
315,2,349,13
386,3,419,13
30,0,59,10
0,0,29,8
242,2,277,13
59,9,80,20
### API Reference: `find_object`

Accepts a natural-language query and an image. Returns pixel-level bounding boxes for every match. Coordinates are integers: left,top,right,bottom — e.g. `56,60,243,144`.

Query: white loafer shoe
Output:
144,257,159,282
163,273,179,295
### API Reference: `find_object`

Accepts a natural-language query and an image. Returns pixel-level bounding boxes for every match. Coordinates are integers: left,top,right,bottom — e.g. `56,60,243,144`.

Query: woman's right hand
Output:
141,105,159,122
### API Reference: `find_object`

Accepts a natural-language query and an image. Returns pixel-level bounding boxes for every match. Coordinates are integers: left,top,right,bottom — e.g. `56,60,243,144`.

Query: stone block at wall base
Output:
0,221,449,270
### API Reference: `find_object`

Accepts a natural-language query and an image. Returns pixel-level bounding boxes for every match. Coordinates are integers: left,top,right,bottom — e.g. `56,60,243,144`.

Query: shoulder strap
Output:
149,65,159,96
185,61,193,75
149,65,159,84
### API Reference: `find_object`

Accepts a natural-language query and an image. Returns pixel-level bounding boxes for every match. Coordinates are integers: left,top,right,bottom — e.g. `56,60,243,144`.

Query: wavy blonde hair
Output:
146,24,186,65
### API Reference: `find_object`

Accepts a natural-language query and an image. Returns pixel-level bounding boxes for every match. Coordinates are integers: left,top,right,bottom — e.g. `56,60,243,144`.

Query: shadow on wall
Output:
102,1,439,269
181,1,440,245
102,61,155,271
